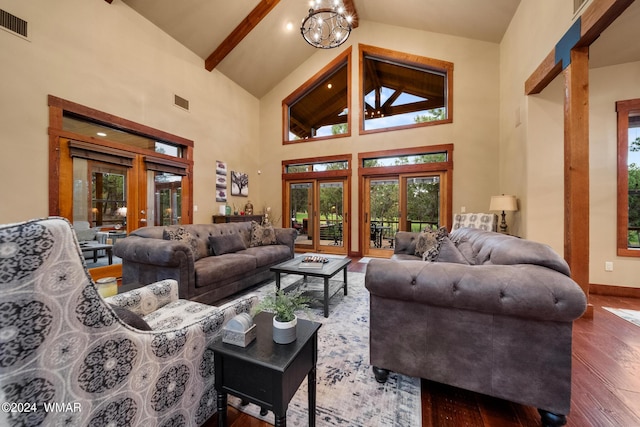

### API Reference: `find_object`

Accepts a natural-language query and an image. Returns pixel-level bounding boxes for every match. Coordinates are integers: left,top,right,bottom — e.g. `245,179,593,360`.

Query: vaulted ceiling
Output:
118,0,640,99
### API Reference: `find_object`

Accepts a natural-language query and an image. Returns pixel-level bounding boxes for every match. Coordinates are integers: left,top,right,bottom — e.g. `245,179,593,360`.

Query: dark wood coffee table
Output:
213,311,321,427
270,257,351,317
80,242,113,264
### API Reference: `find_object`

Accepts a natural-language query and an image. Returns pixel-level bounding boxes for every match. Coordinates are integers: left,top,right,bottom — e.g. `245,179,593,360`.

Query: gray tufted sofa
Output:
114,222,296,305
365,228,587,427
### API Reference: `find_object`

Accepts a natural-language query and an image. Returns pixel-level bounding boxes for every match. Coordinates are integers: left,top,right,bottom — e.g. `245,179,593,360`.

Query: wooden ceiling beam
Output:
205,0,281,72
343,0,359,28
525,0,634,95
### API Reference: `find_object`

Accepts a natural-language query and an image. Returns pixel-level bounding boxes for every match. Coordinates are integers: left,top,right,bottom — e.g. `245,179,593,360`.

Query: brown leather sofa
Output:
114,222,296,304
365,228,587,427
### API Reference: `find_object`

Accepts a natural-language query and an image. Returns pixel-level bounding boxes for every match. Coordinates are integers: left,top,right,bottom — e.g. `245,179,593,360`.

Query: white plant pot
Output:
272,315,297,344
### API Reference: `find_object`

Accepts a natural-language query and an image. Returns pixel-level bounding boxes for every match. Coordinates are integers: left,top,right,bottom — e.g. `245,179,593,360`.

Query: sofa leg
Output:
373,366,389,383
538,409,567,427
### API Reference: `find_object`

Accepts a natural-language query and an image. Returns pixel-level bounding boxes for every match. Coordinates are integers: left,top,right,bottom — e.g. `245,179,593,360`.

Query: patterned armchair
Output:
0,217,257,426
451,212,498,232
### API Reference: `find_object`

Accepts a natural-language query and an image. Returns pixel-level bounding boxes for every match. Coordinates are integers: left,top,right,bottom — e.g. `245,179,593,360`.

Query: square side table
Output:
213,311,321,427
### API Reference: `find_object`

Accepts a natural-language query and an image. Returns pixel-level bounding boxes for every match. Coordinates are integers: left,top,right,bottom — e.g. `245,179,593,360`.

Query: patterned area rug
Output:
603,307,640,327
227,271,422,426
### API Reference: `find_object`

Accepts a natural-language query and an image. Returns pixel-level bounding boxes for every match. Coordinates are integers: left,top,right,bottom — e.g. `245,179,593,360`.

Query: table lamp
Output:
490,195,518,233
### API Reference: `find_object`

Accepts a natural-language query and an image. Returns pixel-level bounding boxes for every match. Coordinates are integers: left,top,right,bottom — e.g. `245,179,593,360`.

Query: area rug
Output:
227,271,422,426
603,307,640,327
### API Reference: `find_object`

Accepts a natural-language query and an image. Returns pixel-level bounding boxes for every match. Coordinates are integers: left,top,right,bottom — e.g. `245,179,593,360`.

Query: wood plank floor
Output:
204,259,640,427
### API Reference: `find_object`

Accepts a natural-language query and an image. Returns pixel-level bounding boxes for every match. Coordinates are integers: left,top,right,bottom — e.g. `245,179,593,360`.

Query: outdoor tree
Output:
629,136,640,229
414,108,446,123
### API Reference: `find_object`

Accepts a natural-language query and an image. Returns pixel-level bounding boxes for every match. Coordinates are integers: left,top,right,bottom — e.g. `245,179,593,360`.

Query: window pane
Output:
63,115,183,158
628,114,640,248
406,176,440,231
362,152,447,168
285,161,348,173
153,173,182,226
363,54,448,131
286,55,349,142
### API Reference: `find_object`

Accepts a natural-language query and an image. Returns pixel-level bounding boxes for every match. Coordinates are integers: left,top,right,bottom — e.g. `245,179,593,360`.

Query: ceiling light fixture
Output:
301,0,352,49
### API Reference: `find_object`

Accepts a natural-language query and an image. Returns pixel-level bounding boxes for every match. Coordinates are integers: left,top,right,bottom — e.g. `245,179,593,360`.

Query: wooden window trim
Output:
359,44,454,136
281,154,352,180
48,95,194,224
616,98,640,257
282,48,352,144
358,144,454,231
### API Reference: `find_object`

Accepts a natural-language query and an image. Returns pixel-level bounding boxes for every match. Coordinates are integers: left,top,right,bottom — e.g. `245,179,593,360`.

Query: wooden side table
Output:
212,312,321,427
212,214,263,223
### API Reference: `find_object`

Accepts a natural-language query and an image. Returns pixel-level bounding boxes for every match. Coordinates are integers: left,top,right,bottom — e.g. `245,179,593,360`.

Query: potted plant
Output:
254,287,311,344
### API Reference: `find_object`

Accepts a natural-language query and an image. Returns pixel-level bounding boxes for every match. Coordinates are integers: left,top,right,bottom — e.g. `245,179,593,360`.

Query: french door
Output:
363,172,445,257
286,178,348,255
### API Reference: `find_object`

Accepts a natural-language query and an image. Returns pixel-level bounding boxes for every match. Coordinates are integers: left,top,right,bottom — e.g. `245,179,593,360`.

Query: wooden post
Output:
563,46,593,317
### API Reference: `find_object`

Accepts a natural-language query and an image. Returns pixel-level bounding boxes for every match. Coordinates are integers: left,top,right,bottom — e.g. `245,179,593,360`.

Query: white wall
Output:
589,61,640,287
501,0,640,289
258,21,501,252
0,0,260,225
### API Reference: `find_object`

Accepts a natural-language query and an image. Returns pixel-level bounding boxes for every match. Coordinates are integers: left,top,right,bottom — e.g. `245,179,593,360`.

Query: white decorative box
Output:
222,313,257,347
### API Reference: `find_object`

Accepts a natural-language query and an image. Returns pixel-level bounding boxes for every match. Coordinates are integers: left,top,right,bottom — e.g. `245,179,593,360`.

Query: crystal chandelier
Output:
301,0,353,49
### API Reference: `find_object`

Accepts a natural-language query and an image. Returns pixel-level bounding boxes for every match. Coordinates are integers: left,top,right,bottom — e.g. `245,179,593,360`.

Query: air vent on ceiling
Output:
174,94,190,111
0,9,28,39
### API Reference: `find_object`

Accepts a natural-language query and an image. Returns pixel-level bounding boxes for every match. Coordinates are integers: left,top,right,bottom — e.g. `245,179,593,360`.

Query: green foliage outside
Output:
414,108,446,123
629,136,640,246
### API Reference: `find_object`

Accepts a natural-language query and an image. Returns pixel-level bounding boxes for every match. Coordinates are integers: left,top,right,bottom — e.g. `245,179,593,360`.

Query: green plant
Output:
254,287,311,322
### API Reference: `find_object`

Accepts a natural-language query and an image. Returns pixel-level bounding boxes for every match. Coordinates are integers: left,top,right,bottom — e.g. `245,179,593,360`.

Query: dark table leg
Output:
107,247,113,265
275,272,281,291
323,277,329,318
308,367,316,427
275,414,286,427
343,266,348,296
93,249,98,263
217,392,227,426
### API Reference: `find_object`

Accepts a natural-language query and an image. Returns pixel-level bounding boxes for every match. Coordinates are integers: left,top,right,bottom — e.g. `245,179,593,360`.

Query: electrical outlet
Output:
194,205,198,212
461,206,466,213
605,261,613,272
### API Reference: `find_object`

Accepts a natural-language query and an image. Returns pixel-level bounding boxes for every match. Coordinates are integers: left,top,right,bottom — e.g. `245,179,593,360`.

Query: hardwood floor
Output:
204,259,640,427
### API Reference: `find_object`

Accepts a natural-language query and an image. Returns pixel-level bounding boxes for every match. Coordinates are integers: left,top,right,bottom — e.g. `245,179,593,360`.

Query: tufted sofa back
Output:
131,222,253,260
450,228,571,276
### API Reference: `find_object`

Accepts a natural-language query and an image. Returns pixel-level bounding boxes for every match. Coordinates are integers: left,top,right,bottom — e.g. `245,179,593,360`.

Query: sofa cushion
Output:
240,245,292,268
194,254,258,288
163,226,200,259
250,221,277,247
109,304,152,331
209,233,246,256
415,227,447,261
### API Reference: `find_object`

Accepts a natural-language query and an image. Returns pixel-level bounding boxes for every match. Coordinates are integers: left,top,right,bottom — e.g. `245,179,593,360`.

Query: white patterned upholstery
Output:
0,217,257,426
451,212,498,232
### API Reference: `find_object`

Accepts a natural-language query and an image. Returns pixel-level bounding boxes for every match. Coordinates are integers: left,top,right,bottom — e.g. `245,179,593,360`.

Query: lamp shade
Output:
490,195,518,212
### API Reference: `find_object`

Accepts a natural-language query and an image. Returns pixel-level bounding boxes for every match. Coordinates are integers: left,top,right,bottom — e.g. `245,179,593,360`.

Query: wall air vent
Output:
0,9,28,39
174,94,190,111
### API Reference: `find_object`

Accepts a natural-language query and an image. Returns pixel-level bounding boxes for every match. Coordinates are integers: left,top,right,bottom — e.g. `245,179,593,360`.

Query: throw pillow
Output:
436,236,470,264
250,221,277,247
415,226,448,261
163,226,199,259
109,304,152,331
209,233,246,256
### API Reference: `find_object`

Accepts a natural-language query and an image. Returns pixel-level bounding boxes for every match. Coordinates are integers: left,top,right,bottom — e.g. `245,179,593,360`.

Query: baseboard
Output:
590,283,640,298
